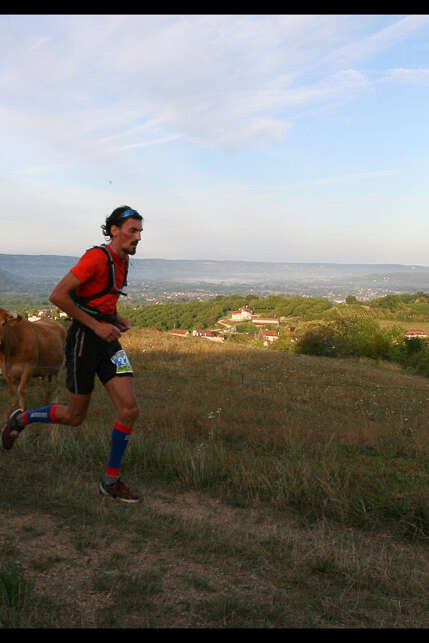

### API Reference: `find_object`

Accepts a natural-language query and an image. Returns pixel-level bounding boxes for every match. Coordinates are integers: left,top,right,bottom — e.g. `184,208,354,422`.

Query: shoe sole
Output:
1,408,24,450
98,481,142,504
0,423,9,449
1,425,20,450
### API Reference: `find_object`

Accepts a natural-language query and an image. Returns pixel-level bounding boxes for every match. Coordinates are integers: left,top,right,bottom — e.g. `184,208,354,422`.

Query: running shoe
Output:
1,408,24,450
99,478,142,503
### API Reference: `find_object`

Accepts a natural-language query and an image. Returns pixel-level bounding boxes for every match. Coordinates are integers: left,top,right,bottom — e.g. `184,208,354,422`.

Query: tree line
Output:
117,294,335,331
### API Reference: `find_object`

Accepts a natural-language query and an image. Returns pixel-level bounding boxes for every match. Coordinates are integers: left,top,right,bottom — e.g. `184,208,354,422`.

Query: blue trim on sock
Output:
108,426,131,470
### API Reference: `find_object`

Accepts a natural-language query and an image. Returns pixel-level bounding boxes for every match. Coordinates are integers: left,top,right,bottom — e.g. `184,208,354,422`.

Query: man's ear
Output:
110,223,120,239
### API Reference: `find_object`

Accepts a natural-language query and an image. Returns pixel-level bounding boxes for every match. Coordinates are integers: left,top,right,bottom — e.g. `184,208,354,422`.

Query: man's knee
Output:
68,411,86,426
128,402,140,423
121,402,139,426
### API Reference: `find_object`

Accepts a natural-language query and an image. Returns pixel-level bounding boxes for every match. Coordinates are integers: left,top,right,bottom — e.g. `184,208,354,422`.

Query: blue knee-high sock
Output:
20,404,59,427
105,422,132,480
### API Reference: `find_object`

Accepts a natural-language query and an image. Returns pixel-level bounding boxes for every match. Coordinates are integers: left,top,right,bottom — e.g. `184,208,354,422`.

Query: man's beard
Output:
123,244,138,255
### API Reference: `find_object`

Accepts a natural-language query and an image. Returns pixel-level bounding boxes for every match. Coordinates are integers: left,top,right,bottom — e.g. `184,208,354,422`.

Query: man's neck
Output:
108,241,127,260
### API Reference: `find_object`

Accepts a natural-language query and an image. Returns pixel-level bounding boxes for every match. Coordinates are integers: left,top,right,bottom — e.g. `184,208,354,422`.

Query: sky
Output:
1,14,429,264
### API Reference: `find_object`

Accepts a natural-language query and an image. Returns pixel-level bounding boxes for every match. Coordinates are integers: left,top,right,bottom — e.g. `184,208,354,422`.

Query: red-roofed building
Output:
231,305,254,321
405,329,427,339
252,317,279,326
259,328,280,346
193,329,224,343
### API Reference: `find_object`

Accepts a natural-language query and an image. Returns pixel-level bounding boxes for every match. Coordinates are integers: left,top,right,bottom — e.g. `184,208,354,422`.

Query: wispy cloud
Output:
0,15,397,156
0,14,425,158
321,14,429,68
295,169,400,188
95,119,164,145
1,15,429,262
118,134,184,151
383,67,429,84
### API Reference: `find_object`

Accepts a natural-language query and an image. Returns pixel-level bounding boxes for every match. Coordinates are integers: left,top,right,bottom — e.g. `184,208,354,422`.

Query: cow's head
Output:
0,308,22,331
0,308,22,349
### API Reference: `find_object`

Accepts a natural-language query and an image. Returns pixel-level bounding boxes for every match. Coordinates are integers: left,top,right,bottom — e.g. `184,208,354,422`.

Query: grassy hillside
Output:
2,328,429,627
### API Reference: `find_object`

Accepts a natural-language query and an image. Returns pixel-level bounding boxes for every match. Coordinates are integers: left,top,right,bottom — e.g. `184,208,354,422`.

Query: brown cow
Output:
0,308,66,410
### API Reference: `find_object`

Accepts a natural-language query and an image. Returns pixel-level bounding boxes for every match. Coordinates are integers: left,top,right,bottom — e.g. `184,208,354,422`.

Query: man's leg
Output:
99,375,141,503
49,392,92,426
1,392,91,450
105,374,139,428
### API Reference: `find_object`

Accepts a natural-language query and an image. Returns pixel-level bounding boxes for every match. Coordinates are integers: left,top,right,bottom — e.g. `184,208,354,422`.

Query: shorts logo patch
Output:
111,349,133,374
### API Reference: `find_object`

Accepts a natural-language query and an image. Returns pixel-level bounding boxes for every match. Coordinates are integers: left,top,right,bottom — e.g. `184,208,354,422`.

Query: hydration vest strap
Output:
73,302,119,325
72,245,128,307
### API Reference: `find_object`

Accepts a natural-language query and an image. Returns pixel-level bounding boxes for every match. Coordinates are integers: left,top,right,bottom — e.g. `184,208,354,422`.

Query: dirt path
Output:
2,483,428,628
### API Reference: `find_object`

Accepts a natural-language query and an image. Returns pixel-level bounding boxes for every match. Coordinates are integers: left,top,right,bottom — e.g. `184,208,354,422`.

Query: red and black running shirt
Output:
71,244,128,316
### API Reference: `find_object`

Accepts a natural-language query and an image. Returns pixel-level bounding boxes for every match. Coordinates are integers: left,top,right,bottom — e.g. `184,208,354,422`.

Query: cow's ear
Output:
6,313,22,325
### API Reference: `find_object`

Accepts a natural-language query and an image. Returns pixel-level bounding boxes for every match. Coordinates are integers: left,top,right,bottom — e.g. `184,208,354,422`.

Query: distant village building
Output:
259,328,279,346
231,306,254,322
192,329,224,343
252,317,280,326
27,309,68,322
405,329,427,339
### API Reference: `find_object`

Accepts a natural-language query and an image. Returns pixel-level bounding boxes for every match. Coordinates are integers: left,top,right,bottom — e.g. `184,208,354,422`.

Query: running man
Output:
1,205,144,503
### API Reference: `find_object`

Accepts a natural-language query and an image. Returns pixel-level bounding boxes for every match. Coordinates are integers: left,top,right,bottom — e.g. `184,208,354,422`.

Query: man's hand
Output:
94,322,122,342
117,315,132,332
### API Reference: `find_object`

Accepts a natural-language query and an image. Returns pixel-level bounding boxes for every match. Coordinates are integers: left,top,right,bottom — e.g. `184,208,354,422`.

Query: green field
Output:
378,319,429,332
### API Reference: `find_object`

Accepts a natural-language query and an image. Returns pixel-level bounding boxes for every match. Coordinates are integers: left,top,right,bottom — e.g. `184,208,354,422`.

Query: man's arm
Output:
116,314,132,332
49,272,122,342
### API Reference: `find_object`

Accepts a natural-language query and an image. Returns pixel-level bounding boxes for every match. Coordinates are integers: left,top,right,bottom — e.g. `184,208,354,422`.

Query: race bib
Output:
111,349,133,375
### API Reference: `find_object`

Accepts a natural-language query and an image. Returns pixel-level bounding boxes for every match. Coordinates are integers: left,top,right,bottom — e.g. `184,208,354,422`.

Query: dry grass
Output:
2,328,429,627
115,331,429,534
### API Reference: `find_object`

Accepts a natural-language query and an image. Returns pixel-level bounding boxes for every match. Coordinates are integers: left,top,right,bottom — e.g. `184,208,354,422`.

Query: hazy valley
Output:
1,253,429,306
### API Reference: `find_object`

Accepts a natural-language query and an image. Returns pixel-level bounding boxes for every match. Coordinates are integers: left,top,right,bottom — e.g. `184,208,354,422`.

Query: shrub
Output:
332,312,380,358
366,331,392,360
270,336,295,352
295,325,341,357
404,342,429,377
235,322,258,334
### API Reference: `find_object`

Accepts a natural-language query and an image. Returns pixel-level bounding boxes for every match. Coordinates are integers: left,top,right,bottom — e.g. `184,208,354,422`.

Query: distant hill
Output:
0,254,77,282
0,265,33,292
0,253,428,300
2,253,429,282
126,258,429,284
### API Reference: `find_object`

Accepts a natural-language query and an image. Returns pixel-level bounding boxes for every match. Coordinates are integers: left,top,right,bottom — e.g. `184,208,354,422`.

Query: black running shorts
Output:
65,321,134,395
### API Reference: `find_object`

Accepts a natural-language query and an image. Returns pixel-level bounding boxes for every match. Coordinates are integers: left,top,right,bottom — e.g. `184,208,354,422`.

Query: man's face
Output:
111,217,143,256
